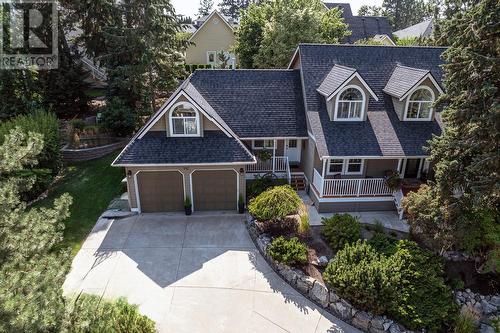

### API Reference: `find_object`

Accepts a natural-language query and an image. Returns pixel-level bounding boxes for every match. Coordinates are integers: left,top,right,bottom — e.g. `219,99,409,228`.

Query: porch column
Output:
417,158,424,179
397,159,402,173
320,158,327,197
400,159,407,178
272,139,276,173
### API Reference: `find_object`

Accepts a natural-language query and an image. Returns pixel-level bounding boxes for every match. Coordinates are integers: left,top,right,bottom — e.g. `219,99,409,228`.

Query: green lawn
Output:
35,152,125,255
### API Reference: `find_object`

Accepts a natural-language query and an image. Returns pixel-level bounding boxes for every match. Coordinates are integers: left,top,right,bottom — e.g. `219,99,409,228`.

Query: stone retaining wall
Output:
245,214,415,333
455,290,500,333
61,140,126,163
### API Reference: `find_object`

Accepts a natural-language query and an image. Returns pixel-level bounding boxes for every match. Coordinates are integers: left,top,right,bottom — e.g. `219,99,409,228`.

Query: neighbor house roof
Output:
113,131,254,165
189,69,307,138
323,3,393,42
394,19,434,39
298,44,446,157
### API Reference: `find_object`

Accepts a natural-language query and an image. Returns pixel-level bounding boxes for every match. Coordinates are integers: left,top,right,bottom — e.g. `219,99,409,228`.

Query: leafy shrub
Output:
454,307,479,333
0,110,61,173
248,185,301,221
63,294,156,333
321,214,361,251
100,97,136,137
247,176,288,198
323,240,395,314
368,231,398,256
323,240,458,332
268,236,308,266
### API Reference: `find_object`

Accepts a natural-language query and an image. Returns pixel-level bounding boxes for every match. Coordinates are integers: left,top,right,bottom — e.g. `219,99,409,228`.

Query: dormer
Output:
383,65,444,121
317,65,378,121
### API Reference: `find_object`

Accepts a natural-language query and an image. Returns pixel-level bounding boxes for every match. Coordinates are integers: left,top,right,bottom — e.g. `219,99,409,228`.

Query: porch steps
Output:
291,175,306,191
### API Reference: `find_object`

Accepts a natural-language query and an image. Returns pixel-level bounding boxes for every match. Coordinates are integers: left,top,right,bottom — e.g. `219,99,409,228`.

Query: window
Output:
253,140,275,149
345,159,363,174
207,51,216,66
169,102,200,136
327,158,364,175
288,139,297,148
335,86,365,121
405,86,434,120
328,159,343,174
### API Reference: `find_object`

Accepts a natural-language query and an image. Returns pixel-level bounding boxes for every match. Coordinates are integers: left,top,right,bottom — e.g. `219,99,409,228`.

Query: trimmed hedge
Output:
63,294,156,333
0,110,61,173
248,185,301,221
268,236,308,266
321,214,361,251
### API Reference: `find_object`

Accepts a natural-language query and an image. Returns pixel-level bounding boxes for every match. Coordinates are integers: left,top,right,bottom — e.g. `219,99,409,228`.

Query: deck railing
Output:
312,171,392,197
246,156,288,173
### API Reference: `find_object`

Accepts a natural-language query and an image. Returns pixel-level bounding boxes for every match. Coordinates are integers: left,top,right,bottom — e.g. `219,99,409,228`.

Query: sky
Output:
171,0,383,19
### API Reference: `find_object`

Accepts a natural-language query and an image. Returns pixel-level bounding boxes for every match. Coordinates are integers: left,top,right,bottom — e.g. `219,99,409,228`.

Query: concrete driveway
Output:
63,213,360,333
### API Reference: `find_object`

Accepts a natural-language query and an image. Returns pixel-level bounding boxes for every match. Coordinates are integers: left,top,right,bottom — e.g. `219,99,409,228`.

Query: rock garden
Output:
245,185,499,333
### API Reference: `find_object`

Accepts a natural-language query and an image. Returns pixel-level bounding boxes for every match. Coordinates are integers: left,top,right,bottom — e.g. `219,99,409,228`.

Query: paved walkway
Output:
63,213,361,333
299,191,410,232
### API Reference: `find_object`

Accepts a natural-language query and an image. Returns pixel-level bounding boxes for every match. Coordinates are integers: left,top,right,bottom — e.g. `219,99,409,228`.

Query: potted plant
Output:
238,194,245,214
386,171,402,191
184,197,192,215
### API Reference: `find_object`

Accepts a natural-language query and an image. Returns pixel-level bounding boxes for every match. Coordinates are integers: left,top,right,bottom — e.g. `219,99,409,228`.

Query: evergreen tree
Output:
382,0,432,30
404,0,499,271
0,129,72,332
102,0,189,112
198,0,214,16
358,5,386,16
218,0,256,19
235,0,349,69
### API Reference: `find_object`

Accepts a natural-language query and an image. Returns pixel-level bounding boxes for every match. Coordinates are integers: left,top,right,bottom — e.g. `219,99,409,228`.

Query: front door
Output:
404,159,421,178
284,139,301,164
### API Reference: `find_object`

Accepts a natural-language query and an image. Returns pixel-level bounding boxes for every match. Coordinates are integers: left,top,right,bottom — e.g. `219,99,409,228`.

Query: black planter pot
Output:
238,203,244,214
185,205,192,215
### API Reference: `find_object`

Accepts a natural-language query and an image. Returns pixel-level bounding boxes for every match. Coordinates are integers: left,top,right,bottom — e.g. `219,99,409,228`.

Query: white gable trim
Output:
138,90,232,139
399,72,444,101
189,11,234,42
325,72,379,102
287,46,301,69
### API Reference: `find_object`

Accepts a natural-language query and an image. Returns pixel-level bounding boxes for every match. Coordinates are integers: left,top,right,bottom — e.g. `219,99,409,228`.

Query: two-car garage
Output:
133,168,240,213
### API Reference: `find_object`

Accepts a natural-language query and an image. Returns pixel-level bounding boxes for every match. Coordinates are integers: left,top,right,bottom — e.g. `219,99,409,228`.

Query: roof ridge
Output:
298,43,448,49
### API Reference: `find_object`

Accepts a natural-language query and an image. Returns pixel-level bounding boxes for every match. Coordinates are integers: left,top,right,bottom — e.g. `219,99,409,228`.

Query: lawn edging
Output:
245,213,416,333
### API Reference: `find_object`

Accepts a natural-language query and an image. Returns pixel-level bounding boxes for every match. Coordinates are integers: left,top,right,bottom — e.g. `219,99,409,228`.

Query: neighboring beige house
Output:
113,44,446,216
185,11,237,68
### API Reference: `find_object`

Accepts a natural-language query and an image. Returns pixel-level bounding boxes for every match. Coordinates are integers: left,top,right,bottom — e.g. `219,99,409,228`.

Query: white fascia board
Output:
287,46,301,69
327,72,379,102
320,155,428,160
240,136,308,140
113,160,257,167
399,73,444,101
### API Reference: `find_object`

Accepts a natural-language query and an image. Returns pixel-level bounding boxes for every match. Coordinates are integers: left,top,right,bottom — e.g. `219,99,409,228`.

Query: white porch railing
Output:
312,171,392,197
246,156,288,173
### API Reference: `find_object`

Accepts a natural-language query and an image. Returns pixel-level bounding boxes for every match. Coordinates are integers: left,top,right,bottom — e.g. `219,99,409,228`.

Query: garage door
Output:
137,171,184,212
192,170,237,211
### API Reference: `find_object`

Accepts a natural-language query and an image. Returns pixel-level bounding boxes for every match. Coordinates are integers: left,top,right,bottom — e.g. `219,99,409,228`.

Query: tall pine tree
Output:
0,129,72,332
198,0,214,16
404,0,499,271
218,0,256,19
382,0,432,30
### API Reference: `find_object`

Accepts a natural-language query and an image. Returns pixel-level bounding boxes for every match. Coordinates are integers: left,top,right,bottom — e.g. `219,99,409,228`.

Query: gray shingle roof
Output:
383,65,430,99
394,19,434,39
113,131,254,165
189,70,307,138
317,65,356,97
300,44,445,157
323,3,393,42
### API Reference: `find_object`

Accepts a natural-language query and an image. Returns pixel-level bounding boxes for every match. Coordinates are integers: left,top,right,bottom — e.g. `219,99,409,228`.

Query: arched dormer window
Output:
169,102,200,136
404,86,434,121
334,86,365,121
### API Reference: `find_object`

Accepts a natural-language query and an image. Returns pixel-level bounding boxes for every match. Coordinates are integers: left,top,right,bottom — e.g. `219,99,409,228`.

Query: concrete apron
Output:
63,213,361,333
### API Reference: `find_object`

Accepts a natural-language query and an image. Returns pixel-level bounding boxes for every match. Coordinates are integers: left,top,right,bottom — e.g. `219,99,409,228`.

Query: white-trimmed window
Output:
405,86,434,121
169,102,200,137
327,158,364,175
207,51,217,67
252,140,275,149
334,86,365,121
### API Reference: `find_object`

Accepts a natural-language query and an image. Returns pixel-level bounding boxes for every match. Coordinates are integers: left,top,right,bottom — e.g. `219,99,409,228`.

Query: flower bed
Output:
246,214,417,333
